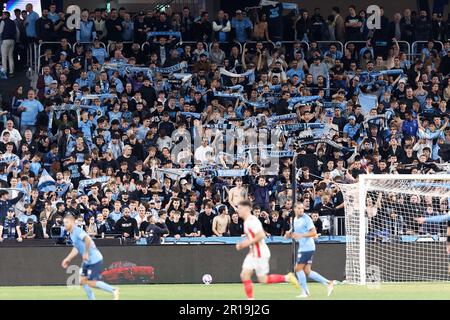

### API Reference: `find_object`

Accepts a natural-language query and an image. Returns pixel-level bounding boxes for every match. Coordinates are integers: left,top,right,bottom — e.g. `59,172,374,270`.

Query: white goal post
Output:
338,174,450,285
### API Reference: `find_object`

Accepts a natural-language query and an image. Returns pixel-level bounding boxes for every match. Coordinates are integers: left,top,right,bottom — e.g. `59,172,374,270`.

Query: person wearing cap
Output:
343,114,360,141
231,9,253,43
57,50,70,70
0,207,22,242
323,110,339,139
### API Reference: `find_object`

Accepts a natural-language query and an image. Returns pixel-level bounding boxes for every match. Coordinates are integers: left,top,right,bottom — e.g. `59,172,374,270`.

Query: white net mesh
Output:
339,176,450,284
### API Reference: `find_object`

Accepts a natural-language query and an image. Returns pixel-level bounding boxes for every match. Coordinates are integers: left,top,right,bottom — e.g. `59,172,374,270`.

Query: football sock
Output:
83,284,95,300
266,274,286,283
242,280,253,299
95,281,115,293
296,270,309,294
308,271,329,285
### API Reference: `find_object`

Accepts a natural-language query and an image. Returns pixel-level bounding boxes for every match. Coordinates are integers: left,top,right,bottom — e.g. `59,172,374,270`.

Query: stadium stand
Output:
0,1,448,245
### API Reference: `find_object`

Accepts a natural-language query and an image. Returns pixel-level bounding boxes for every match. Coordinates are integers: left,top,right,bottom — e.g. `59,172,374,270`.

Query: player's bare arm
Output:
83,235,91,262
61,247,79,269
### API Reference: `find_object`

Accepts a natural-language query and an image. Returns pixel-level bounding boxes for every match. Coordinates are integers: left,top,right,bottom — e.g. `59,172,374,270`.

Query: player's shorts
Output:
80,260,103,281
242,255,270,277
297,251,315,265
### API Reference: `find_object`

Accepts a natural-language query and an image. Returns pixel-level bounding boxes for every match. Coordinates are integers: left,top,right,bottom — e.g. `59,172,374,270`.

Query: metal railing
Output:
209,40,246,54
411,40,444,60
241,40,274,53
27,43,38,78
26,38,439,82
107,41,133,54
35,42,70,77
317,41,344,54
321,215,346,236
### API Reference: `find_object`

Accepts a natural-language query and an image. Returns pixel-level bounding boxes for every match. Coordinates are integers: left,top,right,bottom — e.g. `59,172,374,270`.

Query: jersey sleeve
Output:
74,227,88,241
306,216,315,231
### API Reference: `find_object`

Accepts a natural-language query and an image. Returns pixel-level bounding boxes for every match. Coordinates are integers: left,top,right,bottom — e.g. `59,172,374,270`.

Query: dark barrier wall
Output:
0,244,346,286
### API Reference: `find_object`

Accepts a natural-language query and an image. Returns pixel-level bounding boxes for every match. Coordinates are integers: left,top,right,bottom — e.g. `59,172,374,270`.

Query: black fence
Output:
0,243,346,286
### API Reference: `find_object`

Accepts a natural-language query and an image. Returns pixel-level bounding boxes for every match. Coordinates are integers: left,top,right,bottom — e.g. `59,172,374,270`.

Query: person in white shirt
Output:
1,120,22,148
194,138,214,164
323,111,339,139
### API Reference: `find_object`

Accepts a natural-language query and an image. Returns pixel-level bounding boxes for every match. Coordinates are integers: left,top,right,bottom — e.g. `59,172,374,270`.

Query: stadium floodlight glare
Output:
339,174,450,285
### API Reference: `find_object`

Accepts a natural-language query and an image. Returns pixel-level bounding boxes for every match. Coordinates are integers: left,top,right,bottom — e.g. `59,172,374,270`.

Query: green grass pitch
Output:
0,283,449,300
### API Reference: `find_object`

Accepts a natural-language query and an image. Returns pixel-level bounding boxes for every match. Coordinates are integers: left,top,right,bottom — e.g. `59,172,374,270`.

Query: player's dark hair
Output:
238,200,252,208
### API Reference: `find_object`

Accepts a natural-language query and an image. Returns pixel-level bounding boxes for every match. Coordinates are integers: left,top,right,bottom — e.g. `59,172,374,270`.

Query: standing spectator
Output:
212,10,230,43
145,213,168,245
180,7,194,41
345,5,363,41
310,8,326,41
13,9,26,72
24,3,39,43
0,190,24,219
36,8,56,42
76,9,96,43
212,205,230,236
400,8,415,43
121,13,134,42
262,1,284,42
295,10,312,42
166,210,185,239
133,11,149,44
0,11,20,77
18,89,44,135
229,212,244,236
115,207,139,240
184,211,201,237
194,11,212,42
231,10,252,43
198,203,216,237
250,176,277,211
154,12,171,32
93,8,107,41
432,13,446,42
106,9,123,45
331,6,345,42
47,4,59,23
252,13,270,42
415,10,431,41
389,13,403,40
0,208,23,242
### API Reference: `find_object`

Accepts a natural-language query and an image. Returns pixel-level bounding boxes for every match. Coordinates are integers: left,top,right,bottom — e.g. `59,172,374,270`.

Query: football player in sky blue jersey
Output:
285,203,335,298
61,214,119,300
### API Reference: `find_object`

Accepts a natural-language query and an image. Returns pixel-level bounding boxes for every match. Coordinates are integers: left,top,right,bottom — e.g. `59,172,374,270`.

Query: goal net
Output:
339,175,450,284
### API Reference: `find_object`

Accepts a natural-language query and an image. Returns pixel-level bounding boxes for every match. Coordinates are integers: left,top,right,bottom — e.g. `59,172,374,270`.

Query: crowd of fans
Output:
0,2,448,244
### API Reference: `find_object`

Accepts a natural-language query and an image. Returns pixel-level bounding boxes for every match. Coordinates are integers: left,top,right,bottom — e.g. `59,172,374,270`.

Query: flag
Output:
38,169,56,192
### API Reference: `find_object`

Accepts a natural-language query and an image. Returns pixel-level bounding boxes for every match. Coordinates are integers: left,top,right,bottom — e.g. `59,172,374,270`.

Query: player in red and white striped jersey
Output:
236,200,299,300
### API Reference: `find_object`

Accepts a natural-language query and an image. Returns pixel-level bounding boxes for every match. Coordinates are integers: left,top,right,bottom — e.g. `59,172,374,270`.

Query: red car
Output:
101,261,155,284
